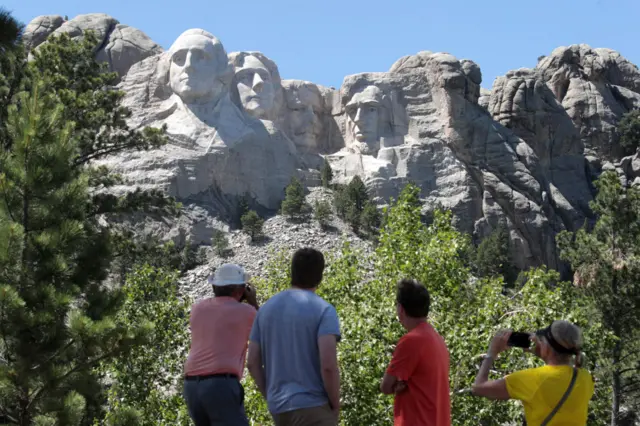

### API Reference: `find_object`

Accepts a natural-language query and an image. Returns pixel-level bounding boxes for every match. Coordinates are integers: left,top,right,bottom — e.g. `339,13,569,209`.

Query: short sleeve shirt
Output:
249,289,341,414
505,365,594,425
386,322,451,426
184,297,257,378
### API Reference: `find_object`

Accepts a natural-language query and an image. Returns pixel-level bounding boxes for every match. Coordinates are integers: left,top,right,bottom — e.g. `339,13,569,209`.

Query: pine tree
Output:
0,8,22,52
281,177,307,219
313,200,332,228
361,201,381,235
0,31,176,424
558,171,640,425
619,110,640,155
471,225,519,285
0,80,151,425
212,229,230,257
320,157,333,188
241,210,264,242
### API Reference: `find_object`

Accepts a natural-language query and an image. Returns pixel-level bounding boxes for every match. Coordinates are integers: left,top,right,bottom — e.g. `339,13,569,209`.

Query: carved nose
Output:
184,51,194,70
252,73,264,92
353,107,363,123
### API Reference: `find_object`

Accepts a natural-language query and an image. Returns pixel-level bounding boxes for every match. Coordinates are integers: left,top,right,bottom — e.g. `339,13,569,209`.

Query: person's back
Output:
506,365,594,425
391,322,450,425
248,248,341,426
253,289,338,413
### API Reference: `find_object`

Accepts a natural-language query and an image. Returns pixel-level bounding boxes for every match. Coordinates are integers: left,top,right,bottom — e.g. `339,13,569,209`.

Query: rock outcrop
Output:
21,13,640,273
24,13,162,78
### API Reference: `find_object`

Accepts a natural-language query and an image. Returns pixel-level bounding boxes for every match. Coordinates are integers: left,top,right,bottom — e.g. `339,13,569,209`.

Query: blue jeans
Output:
183,375,249,426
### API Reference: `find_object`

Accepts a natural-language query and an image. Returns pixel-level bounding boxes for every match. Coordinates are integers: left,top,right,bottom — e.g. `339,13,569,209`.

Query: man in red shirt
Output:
381,279,451,426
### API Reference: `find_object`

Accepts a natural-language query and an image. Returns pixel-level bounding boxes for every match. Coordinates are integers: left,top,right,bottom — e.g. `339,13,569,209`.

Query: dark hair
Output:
396,279,430,318
291,248,325,289
213,284,245,298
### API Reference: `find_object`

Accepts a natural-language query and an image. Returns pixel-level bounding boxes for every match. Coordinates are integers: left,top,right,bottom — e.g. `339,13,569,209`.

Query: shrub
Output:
314,199,333,228
618,110,640,154
321,157,334,188
241,210,264,242
212,229,231,257
281,177,309,219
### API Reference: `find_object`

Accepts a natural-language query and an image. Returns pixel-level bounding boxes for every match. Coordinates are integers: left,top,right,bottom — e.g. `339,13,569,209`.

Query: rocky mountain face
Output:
24,14,640,277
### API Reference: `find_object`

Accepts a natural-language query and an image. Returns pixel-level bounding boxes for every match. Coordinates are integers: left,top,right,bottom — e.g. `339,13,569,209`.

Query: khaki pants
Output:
272,404,337,426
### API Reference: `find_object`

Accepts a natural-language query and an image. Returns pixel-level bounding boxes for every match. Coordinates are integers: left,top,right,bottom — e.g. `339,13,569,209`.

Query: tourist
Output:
472,321,594,425
183,263,259,426
247,248,341,426
381,278,451,426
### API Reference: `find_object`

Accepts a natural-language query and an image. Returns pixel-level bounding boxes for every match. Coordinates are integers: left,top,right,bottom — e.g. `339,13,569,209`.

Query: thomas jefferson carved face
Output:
346,86,383,153
169,32,227,104
234,55,276,119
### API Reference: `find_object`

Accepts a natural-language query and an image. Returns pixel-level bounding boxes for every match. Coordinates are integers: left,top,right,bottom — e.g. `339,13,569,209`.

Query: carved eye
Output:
368,106,377,113
172,51,186,66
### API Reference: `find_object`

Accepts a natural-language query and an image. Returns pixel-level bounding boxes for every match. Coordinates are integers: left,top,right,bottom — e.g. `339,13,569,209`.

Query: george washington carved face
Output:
168,30,230,105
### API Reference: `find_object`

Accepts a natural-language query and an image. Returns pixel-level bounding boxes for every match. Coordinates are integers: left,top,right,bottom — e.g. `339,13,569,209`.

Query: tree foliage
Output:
321,157,333,188
212,229,231,258
470,225,519,286
241,210,264,242
558,171,640,424
244,183,611,425
281,177,308,219
0,31,176,424
313,200,332,228
333,176,379,235
100,266,191,426
618,110,640,155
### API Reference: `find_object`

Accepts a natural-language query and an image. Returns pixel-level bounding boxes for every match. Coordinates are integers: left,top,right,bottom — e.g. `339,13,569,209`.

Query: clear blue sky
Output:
6,0,640,89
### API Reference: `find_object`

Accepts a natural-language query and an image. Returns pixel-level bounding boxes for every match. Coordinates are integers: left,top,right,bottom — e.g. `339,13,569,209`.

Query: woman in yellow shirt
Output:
472,320,594,425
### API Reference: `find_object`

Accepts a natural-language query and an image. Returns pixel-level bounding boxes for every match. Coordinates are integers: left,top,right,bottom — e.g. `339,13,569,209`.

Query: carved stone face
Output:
169,34,225,104
284,83,323,149
235,55,275,119
346,86,383,153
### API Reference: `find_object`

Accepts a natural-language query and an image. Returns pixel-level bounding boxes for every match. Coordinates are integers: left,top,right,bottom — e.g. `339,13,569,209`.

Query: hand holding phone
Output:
507,332,532,349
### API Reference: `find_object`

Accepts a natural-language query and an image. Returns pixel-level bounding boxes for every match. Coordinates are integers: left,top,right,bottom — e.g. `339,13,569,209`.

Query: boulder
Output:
25,13,162,78
537,44,640,159
23,15,64,49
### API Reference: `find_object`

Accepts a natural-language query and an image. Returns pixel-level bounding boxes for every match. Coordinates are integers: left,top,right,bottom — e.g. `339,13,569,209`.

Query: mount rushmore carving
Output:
24,13,640,272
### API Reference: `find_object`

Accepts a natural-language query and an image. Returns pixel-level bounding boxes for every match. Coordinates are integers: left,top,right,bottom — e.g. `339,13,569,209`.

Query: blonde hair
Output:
550,320,585,367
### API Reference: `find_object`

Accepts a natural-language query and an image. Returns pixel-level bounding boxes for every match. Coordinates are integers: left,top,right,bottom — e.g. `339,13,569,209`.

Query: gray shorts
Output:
272,404,337,426
183,375,248,426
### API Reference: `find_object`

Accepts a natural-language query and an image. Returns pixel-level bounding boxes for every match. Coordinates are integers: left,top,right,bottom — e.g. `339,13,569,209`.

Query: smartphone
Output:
507,332,532,349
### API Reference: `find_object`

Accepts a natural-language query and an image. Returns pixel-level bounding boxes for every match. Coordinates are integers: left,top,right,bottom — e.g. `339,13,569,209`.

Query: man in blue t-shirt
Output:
247,248,341,426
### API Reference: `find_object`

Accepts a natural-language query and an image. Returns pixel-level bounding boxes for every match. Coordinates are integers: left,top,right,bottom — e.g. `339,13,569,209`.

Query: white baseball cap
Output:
208,263,247,286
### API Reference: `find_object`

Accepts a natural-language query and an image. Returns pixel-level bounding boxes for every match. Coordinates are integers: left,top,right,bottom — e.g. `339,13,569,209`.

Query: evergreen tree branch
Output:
27,347,123,411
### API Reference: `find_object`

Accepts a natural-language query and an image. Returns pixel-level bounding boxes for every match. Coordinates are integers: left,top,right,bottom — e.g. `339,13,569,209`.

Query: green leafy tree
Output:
321,157,333,188
0,10,25,147
313,200,332,228
101,266,191,426
212,229,231,257
241,210,264,242
618,110,640,155
558,171,640,425
244,183,611,425
470,225,519,285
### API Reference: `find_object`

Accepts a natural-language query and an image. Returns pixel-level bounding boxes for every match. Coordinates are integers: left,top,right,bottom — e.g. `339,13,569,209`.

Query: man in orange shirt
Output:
381,279,451,426
184,263,259,426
